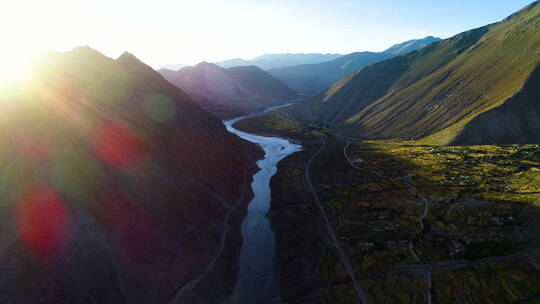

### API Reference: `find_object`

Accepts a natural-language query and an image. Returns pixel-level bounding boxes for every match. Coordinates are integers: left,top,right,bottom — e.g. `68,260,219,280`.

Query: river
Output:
222,106,302,304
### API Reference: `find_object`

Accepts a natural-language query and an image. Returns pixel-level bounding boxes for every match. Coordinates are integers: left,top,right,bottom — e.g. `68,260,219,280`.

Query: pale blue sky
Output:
0,0,535,67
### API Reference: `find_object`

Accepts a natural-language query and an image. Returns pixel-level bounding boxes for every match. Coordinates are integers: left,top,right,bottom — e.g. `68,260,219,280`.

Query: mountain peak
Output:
159,59,297,115
66,46,106,60
383,36,442,55
293,1,540,145
268,36,441,94
195,61,219,68
117,51,144,65
193,61,224,72
0,43,260,304
116,51,156,76
227,65,263,72
504,0,539,21
214,53,343,70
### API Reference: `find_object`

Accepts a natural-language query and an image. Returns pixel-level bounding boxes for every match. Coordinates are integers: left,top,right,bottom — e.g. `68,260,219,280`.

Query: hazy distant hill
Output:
0,47,260,303
159,62,298,116
269,36,440,94
214,53,343,70
293,1,540,145
160,63,190,70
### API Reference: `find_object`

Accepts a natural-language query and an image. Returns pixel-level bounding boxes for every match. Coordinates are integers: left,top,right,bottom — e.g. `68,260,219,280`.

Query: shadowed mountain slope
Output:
293,1,540,145
159,62,297,116
0,47,260,303
268,36,440,94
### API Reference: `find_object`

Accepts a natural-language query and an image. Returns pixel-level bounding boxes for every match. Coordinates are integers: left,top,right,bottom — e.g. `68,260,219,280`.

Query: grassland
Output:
291,1,540,146
237,109,540,303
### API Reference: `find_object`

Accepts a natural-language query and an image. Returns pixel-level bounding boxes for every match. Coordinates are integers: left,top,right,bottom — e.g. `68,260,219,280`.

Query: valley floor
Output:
234,109,540,303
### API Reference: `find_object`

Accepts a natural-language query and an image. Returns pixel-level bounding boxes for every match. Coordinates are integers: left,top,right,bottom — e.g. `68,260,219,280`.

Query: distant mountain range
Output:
0,47,259,303
292,1,540,145
160,63,189,70
159,62,297,116
160,54,343,72
214,53,343,70
269,36,441,94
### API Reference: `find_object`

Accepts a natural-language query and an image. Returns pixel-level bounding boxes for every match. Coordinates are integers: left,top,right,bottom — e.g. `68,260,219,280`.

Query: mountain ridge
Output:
159,62,298,116
291,1,540,145
268,36,441,94
214,53,343,70
0,47,261,303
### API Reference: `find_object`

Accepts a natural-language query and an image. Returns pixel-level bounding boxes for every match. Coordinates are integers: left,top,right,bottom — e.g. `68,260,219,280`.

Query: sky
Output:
0,0,535,67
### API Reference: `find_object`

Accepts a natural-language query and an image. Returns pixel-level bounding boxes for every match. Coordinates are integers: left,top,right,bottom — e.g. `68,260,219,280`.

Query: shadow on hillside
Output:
453,63,540,145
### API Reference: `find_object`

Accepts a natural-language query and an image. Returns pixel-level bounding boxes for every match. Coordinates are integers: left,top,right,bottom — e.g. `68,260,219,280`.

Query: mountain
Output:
292,1,540,145
384,36,441,55
159,62,298,116
268,36,441,94
214,58,251,68
160,63,190,70
214,53,343,70
0,47,261,303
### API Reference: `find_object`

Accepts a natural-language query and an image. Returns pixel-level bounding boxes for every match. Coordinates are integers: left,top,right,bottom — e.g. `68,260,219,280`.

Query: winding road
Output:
376,248,540,277
305,136,370,304
163,154,257,304
343,140,432,303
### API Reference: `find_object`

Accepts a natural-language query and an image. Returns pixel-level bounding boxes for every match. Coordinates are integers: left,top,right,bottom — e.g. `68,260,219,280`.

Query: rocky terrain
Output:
0,47,262,303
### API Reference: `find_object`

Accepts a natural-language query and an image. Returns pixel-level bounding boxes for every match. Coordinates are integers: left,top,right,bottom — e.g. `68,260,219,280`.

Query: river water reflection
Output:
223,107,302,303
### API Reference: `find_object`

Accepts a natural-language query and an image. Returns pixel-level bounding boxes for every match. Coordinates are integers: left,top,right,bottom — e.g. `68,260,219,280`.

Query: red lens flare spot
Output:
16,185,71,262
94,120,144,169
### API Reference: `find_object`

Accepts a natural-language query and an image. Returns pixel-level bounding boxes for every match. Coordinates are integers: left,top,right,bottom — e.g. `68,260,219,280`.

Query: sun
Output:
0,60,31,82
0,52,37,92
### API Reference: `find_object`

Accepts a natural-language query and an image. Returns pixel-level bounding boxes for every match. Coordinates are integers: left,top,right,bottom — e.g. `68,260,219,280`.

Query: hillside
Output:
293,1,540,145
0,47,261,303
159,62,297,116
214,53,343,70
269,36,440,94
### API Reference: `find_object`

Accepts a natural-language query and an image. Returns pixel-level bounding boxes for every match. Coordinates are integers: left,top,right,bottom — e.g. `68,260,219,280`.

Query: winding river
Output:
223,106,302,304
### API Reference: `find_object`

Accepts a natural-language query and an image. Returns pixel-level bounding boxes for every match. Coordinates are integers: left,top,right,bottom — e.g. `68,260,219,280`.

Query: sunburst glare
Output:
0,52,37,92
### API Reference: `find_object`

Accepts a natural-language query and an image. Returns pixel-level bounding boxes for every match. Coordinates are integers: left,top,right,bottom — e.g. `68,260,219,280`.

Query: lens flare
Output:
16,184,72,262
142,93,176,122
93,120,144,169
